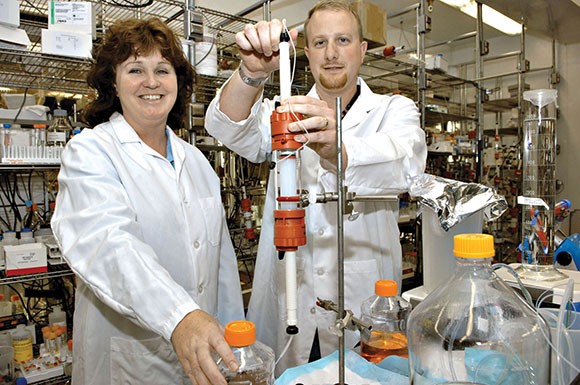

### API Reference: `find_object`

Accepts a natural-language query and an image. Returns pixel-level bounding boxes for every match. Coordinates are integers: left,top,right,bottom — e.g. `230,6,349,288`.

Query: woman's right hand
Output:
235,19,298,79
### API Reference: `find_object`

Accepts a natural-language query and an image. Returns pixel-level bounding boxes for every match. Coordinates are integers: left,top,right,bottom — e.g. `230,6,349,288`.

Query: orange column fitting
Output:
241,198,252,212
271,110,303,151
274,209,307,251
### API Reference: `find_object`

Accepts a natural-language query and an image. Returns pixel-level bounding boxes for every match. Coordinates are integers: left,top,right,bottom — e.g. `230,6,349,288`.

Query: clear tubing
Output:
285,250,298,328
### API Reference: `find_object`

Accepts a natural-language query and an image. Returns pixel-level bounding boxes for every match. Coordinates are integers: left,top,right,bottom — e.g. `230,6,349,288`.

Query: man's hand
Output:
278,96,347,170
171,310,238,385
235,19,299,78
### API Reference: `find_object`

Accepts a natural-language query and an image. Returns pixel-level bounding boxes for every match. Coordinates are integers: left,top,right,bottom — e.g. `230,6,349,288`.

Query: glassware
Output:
359,280,411,363
218,320,275,385
518,89,567,281
407,234,550,385
46,109,72,147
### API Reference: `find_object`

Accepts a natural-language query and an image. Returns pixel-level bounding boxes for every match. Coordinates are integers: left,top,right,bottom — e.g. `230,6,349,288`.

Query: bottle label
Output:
13,337,33,363
47,131,67,145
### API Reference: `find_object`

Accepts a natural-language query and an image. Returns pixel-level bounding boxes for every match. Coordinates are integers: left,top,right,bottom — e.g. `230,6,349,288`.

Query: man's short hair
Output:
303,0,364,46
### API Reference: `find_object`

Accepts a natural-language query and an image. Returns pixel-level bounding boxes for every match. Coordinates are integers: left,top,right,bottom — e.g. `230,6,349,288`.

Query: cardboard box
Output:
48,1,96,39
351,0,387,47
4,243,47,277
0,0,20,28
41,28,92,58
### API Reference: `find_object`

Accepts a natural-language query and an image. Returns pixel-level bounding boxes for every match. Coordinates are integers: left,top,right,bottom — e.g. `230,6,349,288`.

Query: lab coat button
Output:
194,241,200,249
318,228,324,235
198,285,204,293
316,268,324,276
310,307,316,314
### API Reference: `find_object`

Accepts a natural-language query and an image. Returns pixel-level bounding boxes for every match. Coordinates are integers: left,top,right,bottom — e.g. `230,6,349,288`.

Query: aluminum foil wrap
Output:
408,174,508,231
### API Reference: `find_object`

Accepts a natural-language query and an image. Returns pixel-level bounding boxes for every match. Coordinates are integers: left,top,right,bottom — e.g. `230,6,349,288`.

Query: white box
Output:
41,29,92,58
48,1,96,39
0,0,19,28
425,54,449,72
0,24,30,48
4,243,47,277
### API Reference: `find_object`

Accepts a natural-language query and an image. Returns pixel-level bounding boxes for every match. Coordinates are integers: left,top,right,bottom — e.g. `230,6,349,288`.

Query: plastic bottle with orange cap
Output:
218,320,275,385
359,279,412,363
407,233,550,384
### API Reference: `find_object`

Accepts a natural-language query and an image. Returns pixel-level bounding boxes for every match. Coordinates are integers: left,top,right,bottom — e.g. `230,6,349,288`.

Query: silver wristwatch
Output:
238,64,269,88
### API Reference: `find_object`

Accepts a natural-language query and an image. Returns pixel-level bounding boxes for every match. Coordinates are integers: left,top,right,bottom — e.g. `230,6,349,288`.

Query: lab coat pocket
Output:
110,335,186,385
199,197,225,246
343,259,379,308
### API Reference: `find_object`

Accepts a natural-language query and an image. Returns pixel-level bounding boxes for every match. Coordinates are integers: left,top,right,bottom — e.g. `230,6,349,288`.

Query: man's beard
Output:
319,72,347,90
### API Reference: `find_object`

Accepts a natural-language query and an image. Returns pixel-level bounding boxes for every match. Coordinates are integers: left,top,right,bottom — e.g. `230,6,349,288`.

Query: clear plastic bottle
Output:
11,324,33,364
407,234,550,385
218,320,274,385
359,279,412,363
46,109,72,147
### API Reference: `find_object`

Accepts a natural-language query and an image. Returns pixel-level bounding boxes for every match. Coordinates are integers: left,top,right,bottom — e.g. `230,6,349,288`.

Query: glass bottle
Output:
218,320,275,385
359,279,411,363
407,234,550,385
46,109,72,147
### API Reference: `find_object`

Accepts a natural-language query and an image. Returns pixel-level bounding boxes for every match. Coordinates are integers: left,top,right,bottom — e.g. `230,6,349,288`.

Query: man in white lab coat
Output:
205,0,427,375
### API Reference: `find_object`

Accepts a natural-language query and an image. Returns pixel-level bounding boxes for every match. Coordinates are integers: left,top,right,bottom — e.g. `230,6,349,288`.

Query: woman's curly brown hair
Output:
83,17,196,129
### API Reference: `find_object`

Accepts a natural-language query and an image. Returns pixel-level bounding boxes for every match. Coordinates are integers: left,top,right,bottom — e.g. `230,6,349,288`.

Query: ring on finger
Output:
322,117,329,129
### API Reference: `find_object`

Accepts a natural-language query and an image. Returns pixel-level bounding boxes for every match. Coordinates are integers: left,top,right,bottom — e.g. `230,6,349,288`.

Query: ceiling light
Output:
440,0,521,35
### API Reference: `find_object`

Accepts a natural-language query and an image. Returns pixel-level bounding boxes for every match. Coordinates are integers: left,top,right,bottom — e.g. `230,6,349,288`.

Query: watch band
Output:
238,64,269,88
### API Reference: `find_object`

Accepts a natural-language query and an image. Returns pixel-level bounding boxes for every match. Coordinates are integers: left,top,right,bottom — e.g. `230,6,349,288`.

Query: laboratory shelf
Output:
0,264,73,286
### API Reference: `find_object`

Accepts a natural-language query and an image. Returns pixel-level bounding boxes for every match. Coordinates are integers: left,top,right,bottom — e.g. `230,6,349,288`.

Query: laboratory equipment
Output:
12,324,33,364
555,233,580,271
46,109,72,147
518,89,567,281
218,320,274,385
270,28,306,336
407,234,550,385
360,280,411,363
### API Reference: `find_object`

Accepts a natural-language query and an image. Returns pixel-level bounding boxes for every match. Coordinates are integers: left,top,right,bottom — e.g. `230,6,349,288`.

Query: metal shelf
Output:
3,2,256,100
0,264,73,285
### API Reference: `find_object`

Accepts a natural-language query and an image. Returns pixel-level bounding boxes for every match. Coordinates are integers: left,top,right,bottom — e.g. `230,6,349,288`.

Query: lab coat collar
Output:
108,112,184,172
307,78,382,129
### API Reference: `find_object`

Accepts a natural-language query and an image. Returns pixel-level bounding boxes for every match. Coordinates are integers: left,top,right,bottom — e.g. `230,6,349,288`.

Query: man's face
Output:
304,8,367,94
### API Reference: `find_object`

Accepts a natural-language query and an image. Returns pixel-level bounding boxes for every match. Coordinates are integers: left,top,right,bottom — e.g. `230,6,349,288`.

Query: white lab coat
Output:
205,79,426,375
52,112,244,385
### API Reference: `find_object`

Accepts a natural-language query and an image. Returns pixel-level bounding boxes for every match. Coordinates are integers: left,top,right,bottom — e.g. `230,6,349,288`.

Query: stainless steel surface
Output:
335,96,345,385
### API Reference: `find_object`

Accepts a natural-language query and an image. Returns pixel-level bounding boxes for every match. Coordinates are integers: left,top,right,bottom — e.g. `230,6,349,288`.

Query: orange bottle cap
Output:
453,233,495,259
225,320,256,347
375,280,397,296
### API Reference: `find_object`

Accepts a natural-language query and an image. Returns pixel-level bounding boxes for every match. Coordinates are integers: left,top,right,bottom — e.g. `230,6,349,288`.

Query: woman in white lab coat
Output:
51,18,243,385
205,2,427,374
